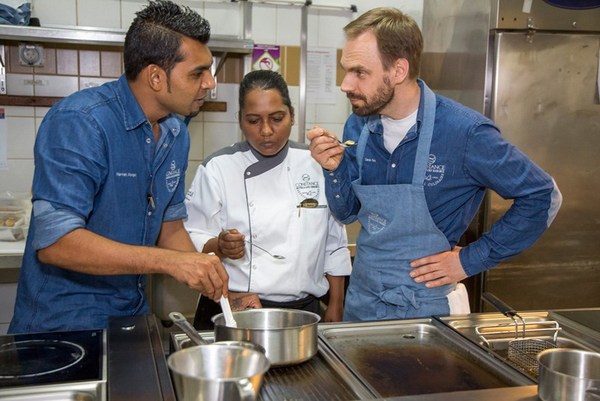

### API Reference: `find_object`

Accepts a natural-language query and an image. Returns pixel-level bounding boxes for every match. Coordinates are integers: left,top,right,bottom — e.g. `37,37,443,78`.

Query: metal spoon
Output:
211,232,286,260
247,240,286,260
337,139,356,148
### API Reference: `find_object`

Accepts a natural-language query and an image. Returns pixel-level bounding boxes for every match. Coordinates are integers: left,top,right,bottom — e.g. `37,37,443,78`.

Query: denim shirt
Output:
325,80,561,277
9,75,189,333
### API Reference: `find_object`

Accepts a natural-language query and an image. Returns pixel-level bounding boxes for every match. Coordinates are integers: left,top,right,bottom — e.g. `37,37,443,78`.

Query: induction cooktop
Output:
0,329,106,400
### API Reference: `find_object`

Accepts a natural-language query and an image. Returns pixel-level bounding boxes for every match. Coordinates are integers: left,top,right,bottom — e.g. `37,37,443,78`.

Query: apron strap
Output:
412,82,437,185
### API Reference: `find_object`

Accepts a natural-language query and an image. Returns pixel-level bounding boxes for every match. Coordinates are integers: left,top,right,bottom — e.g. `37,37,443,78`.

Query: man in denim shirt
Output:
9,0,230,333
308,7,562,321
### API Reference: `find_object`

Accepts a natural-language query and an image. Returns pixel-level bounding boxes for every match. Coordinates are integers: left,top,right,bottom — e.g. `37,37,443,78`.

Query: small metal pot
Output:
537,348,600,401
212,308,320,366
168,343,270,401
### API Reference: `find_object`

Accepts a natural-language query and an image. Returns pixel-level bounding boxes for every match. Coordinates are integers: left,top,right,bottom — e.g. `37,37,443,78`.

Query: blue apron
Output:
344,83,454,321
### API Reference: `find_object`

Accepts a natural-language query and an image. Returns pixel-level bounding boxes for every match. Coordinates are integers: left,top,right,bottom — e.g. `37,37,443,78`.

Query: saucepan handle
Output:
169,311,209,345
587,387,600,400
237,378,257,401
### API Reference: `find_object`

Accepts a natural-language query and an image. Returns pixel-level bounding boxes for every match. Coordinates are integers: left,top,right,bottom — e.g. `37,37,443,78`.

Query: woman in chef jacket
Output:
185,70,352,329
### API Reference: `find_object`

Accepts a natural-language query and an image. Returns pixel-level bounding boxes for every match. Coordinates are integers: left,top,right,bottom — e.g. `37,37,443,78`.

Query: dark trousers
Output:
193,294,320,330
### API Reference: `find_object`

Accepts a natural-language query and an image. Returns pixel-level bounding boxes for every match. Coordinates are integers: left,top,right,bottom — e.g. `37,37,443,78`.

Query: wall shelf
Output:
0,95,226,112
0,24,254,53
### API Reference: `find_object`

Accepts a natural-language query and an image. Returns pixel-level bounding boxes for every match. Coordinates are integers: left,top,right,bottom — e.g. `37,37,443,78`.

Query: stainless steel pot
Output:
168,343,270,401
537,348,600,401
212,308,320,366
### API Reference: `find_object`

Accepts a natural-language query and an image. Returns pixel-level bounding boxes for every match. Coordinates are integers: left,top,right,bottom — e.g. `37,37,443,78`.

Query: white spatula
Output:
220,295,237,328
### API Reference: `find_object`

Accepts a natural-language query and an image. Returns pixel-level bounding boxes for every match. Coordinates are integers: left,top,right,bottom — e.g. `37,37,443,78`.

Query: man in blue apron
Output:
307,7,562,321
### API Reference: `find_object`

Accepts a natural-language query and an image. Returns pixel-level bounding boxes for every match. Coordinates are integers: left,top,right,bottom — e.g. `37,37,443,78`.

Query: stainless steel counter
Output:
114,309,600,401
382,385,538,401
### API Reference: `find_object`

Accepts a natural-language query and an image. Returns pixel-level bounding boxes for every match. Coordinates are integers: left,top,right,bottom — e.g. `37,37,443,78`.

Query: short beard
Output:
348,75,394,116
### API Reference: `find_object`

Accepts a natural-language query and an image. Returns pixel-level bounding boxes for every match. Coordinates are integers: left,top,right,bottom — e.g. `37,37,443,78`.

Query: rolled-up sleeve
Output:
31,200,86,250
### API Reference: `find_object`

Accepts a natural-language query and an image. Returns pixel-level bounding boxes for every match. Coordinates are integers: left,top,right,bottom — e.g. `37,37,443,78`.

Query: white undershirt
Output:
381,109,418,153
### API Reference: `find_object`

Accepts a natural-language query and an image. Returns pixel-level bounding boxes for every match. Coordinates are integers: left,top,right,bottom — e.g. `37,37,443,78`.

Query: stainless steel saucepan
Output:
537,348,600,401
212,308,321,366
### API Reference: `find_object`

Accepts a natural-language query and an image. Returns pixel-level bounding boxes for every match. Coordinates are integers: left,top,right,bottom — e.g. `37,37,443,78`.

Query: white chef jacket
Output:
185,141,352,303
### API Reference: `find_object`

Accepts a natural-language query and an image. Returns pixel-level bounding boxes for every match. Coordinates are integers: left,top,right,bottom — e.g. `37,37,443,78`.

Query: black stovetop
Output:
0,329,104,388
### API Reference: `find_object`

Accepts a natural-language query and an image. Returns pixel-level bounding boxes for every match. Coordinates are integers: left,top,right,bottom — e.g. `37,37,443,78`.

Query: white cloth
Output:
185,141,352,303
447,283,471,315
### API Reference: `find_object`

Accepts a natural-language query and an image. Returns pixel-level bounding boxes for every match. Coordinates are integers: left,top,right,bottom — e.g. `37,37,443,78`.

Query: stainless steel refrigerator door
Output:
484,31,600,310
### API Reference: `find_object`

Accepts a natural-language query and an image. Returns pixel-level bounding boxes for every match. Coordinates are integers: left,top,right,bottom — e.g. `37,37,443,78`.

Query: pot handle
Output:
169,311,209,345
237,378,257,401
587,387,600,399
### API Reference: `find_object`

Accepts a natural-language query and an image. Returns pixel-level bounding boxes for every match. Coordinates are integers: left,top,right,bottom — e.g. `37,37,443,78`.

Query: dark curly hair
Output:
124,0,211,80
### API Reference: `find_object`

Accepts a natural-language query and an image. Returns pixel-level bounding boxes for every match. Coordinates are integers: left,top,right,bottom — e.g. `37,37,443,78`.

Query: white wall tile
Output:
185,160,201,192
306,8,319,48
6,117,36,159
31,0,77,26
204,2,241,37
0,159,35,193
203,122,241,158
120,0,146,29
251,4,277,45
315,89,351,124
77,0,121,29
79,77,113,90
187,120,205,161
4,106,34,118
202,83,239,123
6,74,34,97
276,7,301,47
33,75,79,97
316,10,353,48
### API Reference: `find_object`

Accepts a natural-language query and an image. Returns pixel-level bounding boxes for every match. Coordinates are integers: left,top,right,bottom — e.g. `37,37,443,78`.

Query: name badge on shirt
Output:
297,198,327,216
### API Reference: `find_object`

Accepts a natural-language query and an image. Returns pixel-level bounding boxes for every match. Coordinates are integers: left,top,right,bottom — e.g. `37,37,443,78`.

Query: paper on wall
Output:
307,47,337,104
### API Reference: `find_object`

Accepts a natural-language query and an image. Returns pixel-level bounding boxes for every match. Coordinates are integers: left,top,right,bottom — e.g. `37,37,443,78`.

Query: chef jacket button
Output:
252,234,257,239
333,179,338,184
391,163,396,168
147,211,152,216
329,172,334,177
246,172,251,176
249,202,254,207
252,265,257,270
335,194,340,198
146,138,151,144
172,127,178,134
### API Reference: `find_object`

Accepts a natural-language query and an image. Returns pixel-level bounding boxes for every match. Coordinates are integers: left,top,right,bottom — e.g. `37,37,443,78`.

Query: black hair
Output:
124,0,211,80
238,70,294,116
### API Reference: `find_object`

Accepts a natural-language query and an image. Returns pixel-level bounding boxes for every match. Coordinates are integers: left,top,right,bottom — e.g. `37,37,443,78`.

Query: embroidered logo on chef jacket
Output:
295,173,320,198
425,154,445,187
165,160,181,192
367,212,387,233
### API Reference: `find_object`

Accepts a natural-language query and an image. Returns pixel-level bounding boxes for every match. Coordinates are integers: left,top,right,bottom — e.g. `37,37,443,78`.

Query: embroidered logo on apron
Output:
367,212,387,233
295,173,320,198
425,154,445,187
165,160,181,193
